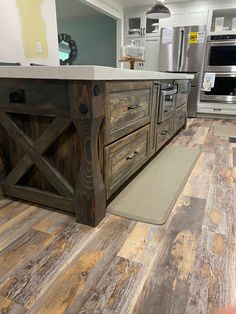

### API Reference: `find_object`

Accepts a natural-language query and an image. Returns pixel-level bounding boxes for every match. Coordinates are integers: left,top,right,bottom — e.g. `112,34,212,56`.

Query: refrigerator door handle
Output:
179,28,184,71
177,28,183,71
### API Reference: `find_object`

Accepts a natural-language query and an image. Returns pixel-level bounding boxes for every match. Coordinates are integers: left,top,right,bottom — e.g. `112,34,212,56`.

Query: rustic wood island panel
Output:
0,72,190,227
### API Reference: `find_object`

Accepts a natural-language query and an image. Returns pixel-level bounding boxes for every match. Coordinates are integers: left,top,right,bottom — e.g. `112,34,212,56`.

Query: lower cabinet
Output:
156,117,173,151
173,103,187,132
104,124,150,198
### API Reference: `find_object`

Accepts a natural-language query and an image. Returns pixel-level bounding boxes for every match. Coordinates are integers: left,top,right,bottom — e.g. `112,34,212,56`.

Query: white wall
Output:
0,0,59,66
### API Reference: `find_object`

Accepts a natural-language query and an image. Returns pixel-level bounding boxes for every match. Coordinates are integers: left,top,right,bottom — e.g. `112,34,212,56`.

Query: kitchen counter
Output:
0,65,194,80
0,66,191,227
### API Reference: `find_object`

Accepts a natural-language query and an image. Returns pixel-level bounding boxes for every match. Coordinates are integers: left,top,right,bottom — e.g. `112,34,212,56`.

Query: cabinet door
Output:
160,14,182,28
181,11,208,26
144,17,160,37
143,38,160,71
125,12,144,38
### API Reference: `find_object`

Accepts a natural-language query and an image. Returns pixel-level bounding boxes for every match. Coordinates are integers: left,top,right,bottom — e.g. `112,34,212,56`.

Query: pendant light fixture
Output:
146,0,171,19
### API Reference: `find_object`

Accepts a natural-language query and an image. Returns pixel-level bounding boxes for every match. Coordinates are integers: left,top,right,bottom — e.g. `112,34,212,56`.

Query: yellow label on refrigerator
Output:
189,32,198,44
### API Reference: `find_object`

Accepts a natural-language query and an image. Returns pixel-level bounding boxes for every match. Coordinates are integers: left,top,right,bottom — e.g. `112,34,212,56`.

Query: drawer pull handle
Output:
126,151,139,160
213,108,221,111
128,104,141,110
161,131,168,135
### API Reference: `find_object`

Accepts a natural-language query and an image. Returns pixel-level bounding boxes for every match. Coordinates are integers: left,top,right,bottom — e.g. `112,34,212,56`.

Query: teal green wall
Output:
58,15,117,67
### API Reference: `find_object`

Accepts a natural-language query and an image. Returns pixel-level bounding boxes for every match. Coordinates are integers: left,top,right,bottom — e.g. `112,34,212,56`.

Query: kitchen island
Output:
0,66,193,226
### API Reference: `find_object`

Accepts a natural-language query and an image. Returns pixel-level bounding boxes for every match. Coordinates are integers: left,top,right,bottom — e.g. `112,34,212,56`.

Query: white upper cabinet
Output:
125,10,160,38
160,10,208,28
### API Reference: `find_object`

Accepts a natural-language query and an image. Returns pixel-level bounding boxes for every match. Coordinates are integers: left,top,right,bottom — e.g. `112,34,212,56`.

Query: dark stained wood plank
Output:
0,78,70,117
0,219,95,309
2,185,75,213
5,117,71,186
0,206,48,251
0,112,74,198
28,215,135,313
0,296,26,314
132,197,206,314
69,80,106,226
0,229,52,283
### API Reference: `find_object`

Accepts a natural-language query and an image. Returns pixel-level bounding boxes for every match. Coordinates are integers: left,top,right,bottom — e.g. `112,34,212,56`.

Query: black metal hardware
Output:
80,103,88,114
128,104,141,110
9,90,25,103
126,151,139,160
213,108,221,111
94,85,100,96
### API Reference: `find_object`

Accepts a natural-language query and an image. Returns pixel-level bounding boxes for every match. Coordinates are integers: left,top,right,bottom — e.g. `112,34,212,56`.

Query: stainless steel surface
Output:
200,72,236,103
161,88,177,96
159,27,182,72
187,86,199,117
205,40,236,72
180,26,206,72
159,25,206,73
158,82,177,123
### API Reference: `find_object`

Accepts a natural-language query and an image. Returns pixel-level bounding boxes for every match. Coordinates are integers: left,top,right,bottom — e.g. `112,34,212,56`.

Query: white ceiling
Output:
56,0,102,19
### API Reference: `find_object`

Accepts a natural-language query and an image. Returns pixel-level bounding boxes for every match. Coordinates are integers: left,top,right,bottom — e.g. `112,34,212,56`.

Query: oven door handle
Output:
161,88,177,96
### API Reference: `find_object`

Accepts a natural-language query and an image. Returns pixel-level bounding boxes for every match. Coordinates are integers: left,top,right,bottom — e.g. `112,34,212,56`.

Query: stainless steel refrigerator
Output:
159,25,206,117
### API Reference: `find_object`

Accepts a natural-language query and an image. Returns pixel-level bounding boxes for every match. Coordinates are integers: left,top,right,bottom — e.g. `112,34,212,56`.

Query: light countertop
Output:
0,65,194,80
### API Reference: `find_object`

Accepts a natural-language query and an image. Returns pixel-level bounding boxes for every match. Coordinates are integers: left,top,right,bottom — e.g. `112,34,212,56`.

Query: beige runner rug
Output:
107,145,201,225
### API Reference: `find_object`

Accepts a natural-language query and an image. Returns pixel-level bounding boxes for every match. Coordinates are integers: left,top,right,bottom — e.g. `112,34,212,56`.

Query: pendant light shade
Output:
146,1,171,19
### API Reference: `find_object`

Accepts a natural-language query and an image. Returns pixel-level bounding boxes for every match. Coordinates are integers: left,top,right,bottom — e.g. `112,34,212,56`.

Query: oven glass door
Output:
159,92,176,122
205,42,236,71
201,75,236,103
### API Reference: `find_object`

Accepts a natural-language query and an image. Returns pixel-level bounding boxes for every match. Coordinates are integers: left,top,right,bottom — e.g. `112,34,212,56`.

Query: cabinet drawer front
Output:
174,104,187,131
156,117,172,151
0,79,70,116
105,81,152,143
176,80,189,108
105,125,150,198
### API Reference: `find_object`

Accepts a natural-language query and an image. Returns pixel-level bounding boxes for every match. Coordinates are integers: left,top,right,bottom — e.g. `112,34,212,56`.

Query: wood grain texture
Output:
29,215,135,313
0,206,48,251
0,229,51,283
0,221,93,309
0,296,26,314
132,197,206,314
69,80,106,226
105,125,150,198
105,81,153,144
0,117,235,314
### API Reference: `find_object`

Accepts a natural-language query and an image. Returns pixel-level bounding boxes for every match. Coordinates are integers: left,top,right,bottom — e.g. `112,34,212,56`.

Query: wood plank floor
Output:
0,118,235,314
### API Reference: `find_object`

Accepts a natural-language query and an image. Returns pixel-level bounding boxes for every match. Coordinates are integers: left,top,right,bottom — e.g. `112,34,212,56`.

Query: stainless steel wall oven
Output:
201,73,236,103
205,34,236,72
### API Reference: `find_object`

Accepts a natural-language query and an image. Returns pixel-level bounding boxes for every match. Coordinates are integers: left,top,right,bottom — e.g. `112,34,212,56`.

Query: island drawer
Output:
173,104,187,132
104,124,150,198
156,117,173,151
0,79,70,116
105,81,153,144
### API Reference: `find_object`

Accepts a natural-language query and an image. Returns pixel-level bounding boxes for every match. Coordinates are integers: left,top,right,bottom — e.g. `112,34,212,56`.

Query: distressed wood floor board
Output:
28,216,135,313
0,206,49,252
0,118,235,314
0,296,26,314
132,197,207,314
0,229,52,284
0,220,95,309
